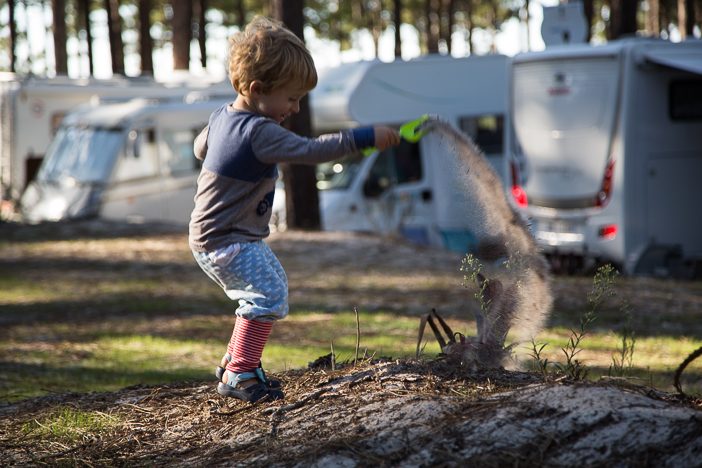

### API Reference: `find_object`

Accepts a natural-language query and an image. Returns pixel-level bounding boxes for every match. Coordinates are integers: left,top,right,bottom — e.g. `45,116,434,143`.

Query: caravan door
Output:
101,126,165,222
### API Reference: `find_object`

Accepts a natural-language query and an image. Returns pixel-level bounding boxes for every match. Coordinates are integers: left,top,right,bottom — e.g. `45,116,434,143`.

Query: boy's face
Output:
253,82,309,124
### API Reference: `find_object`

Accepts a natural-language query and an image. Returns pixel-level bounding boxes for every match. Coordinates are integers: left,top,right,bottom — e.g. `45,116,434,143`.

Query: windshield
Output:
38,126,124,184
317,153,364,190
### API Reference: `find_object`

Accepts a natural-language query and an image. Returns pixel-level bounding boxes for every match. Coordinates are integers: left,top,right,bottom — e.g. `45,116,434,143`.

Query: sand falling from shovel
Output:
420,117,553,369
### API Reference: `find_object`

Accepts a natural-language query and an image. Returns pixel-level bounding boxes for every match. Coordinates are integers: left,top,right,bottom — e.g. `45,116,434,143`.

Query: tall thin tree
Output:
139,0,154,75
271,0,321,230
195,0,207,69
52,0,68,75
9,0,17,72
425,0,440,53
394,0,403,58
646,0,660,36
583,0,594,41
609,0,638,38
105,0,125,75
172,0,193,70
77,0,94,76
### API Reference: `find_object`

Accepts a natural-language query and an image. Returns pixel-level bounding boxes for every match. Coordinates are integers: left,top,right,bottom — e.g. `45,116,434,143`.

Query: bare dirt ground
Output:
1,220,702,467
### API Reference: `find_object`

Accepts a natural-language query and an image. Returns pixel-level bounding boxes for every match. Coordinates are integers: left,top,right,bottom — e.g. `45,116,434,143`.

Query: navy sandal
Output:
217,369,284,403
215,354,280,388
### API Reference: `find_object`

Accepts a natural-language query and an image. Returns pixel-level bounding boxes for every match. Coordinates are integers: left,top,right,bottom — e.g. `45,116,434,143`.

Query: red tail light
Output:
510,161,528,208
598,224,617,240
596,160,615,207
511,185,528,208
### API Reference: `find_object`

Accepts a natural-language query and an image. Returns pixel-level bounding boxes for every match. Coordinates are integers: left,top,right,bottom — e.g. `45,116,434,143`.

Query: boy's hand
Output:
374,126,401,151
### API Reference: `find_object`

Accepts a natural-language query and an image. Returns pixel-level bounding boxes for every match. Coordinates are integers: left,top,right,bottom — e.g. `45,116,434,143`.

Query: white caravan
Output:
311,54,512,253
20,96,228,224
0,73,228,204
511,39,702,276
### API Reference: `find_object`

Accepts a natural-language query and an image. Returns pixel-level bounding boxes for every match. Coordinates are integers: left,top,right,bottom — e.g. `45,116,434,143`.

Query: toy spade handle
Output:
361,114,431,156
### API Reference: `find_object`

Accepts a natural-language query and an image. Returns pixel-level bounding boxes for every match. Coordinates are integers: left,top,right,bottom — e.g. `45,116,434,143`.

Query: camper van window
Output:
163,129,199,175
459,115,504,155
670,80,702,120
316,154,364,190
38,126,122,184
363,141,421,197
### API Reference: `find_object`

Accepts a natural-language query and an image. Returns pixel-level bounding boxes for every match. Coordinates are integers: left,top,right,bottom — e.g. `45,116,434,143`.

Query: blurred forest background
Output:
1,0,701,78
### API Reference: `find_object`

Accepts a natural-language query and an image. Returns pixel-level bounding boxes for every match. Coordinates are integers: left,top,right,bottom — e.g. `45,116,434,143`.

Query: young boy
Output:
189,16,400,403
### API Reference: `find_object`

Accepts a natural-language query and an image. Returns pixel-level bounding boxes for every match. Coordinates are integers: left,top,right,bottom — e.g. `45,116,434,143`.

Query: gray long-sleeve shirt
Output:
188,105,374,252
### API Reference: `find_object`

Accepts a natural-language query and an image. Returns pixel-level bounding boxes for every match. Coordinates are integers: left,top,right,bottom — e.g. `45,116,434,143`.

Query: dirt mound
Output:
2,359,701,467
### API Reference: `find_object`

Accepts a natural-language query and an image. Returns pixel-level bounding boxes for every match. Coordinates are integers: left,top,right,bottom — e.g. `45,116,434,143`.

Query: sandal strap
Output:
223,370,258,387
254,367,268,383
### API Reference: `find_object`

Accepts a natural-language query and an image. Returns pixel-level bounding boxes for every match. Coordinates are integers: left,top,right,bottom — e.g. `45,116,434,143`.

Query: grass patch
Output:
3,307,701,401
2,225,701,401
22,406,120,442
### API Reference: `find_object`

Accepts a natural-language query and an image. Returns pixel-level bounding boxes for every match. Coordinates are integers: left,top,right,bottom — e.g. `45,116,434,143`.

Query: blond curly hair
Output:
228,16,317,96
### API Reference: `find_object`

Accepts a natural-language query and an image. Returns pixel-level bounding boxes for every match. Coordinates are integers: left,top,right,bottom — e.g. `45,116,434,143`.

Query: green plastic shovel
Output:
362,114,432,156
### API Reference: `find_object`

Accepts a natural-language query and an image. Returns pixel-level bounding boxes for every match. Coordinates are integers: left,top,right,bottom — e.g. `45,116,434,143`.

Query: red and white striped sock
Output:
226,317,273,373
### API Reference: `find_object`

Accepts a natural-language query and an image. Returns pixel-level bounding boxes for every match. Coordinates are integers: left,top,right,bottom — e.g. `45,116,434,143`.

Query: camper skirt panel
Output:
192,241,288,322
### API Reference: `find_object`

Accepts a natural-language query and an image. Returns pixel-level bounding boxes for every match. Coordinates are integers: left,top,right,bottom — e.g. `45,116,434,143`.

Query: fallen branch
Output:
674,345,702,396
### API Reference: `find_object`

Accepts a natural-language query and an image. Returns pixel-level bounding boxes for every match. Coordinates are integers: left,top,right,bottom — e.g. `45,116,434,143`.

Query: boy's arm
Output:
193,125,209,161
252,121,398,165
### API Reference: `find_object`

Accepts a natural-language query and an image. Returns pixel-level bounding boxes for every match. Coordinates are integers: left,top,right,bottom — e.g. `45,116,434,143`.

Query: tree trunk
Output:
235,0,246,28
105,0,125,75
610,0,638,38
685,0,695,36
77,0,94,76
678,0,687,38
441,0,456,54
394,0,402,59
139,0,154,75
425,0,440,53
646,0,660,36
9,0,17,73
172,0,193,71
271,0,321,230
583,0,594,41
52,0,68,75
465,0,474,54
195,0,207,69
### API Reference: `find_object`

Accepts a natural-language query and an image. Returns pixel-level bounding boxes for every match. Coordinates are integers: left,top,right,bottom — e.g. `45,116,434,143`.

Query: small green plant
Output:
557,308,596,380
22,406,119,442
610,300,636,377
460,254,490,312
528,339,551,379
556,264,618,380
587,264,618,312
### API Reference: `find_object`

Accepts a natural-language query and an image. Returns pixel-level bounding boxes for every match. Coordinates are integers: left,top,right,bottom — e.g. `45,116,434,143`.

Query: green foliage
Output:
460,253,490,312
610,295,636,377
528,339,550,379
556,308,596,380
22,406,119,443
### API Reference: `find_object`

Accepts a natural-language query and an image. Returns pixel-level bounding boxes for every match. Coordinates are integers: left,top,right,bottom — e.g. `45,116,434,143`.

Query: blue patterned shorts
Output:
192,241,288,321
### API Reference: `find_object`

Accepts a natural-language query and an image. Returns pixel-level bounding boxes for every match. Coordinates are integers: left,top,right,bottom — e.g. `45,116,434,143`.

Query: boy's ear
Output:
249,80,264,96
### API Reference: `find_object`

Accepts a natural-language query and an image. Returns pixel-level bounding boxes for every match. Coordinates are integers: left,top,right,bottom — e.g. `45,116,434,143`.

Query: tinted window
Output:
363,141,422,197
459,114,504,155
670,80,702,120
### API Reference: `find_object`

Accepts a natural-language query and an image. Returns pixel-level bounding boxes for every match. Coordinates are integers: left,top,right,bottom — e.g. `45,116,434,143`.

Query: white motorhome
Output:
0,73,228,204
20,95,229,224
311,54,512,253
510,39,702,276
